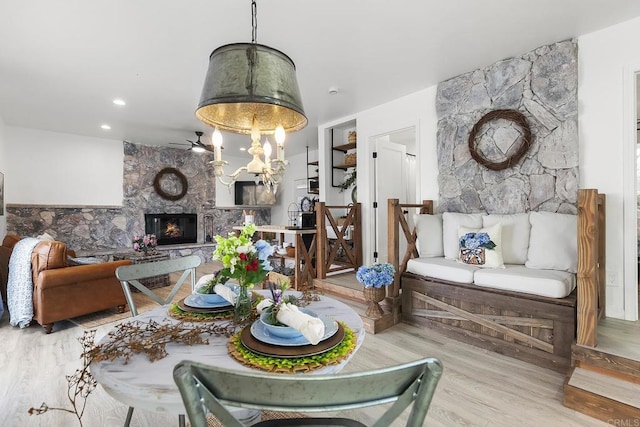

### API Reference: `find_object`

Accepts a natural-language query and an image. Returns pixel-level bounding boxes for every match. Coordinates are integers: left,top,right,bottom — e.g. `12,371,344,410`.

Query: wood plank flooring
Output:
0,263,608,427
597,317,640,361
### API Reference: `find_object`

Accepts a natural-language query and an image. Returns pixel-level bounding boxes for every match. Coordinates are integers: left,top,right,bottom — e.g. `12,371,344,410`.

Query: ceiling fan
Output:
169,131,213,153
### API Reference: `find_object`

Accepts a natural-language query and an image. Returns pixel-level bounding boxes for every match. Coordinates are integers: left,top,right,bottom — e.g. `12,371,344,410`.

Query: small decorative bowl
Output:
196,293,225,304
259,308,315,339
195,283,239,304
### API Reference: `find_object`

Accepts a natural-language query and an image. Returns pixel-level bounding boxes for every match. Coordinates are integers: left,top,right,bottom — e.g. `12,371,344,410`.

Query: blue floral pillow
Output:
457,223,504,269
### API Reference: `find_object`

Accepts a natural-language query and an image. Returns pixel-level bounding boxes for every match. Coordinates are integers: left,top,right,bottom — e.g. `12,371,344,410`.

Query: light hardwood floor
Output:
0,263,608,427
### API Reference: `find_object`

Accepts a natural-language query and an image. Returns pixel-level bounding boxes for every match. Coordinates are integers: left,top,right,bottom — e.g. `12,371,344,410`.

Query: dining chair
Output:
115,254,201,316
173,357,443,427
115,254,202,427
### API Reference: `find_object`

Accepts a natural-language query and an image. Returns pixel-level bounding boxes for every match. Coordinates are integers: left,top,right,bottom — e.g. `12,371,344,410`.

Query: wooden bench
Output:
388,189,605,373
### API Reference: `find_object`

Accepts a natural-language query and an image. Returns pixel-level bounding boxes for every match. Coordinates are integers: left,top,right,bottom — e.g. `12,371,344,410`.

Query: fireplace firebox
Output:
145,213,197,245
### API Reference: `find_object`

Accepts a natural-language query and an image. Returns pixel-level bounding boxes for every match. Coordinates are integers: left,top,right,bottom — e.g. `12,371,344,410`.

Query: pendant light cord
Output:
246,1,258,103
251,0,257,44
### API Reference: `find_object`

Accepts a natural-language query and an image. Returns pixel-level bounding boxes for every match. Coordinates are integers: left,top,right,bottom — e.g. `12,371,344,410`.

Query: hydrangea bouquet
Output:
356,262,396,288
459,232,496,250
459,232,496,265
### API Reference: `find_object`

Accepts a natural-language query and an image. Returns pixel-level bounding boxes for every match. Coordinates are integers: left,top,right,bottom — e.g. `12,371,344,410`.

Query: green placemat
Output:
228,323,357,373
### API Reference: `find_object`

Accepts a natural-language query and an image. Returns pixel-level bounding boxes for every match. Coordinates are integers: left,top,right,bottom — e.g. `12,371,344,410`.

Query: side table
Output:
112,252,170,290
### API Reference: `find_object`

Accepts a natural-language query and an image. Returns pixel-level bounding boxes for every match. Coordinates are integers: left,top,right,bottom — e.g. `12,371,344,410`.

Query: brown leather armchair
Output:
0,235,131,333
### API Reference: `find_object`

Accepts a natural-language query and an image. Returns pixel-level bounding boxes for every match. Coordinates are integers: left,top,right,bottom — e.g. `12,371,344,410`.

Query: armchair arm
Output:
36,260,131,289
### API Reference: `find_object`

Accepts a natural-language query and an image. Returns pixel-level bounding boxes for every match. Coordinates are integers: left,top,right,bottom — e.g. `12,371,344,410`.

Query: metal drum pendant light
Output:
195,0,306,195
196,0,306,135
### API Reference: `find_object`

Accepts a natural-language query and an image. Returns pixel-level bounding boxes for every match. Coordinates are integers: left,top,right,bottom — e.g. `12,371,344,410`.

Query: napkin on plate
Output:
256,299,273,313
276,303,325,345
194,274,215,291
213,284,236,304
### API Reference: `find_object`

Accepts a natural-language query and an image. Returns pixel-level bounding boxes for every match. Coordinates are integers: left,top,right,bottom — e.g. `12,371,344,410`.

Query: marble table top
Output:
91,291,365,415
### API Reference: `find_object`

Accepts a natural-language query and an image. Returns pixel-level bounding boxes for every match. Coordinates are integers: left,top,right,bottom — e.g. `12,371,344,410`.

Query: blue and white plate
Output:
184,294,233,309
250,314,339,346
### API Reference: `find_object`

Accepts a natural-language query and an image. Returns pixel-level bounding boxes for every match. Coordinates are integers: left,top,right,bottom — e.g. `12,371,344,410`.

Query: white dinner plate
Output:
250,313,339,346
184,294,233,309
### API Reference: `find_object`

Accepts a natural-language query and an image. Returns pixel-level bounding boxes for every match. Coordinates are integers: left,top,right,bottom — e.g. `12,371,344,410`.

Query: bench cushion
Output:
473,265,576,298
407,257,478,284
526,212,577,273
482,213,530,265
413,214,443,257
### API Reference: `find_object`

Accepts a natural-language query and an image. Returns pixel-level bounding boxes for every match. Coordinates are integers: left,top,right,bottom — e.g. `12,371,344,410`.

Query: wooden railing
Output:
315,203,362,279
576,188,606,347
387,199,433,298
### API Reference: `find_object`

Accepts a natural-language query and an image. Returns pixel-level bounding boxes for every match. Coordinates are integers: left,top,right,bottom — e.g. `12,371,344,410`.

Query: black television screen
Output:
234,181,276,205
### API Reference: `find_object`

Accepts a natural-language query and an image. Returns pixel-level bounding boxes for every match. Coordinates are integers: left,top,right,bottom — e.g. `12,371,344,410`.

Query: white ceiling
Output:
2,0,640,157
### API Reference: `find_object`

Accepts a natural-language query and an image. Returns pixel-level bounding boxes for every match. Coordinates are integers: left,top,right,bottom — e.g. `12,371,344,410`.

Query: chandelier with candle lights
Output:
195,0,306,195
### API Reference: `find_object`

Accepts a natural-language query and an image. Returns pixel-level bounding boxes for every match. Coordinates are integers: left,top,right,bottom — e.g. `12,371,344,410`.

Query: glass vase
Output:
234,284,253,323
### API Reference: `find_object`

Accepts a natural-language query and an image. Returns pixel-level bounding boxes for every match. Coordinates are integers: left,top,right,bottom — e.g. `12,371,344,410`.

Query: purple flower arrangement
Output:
132,234,157,254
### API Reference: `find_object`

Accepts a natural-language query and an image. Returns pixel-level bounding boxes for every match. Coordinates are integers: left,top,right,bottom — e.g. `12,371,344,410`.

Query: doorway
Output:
371,127,418,263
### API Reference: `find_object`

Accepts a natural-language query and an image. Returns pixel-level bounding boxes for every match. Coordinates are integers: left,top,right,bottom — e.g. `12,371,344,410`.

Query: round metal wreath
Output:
153,167,188,201
467,109,532,171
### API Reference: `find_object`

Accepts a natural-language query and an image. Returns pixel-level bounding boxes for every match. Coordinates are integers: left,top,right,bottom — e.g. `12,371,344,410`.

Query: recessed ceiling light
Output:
101,124,111,130
113,99,126,106
240,147,246,151
328,87,339,95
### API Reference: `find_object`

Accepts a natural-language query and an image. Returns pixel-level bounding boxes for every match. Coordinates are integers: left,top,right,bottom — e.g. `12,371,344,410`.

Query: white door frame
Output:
622,64,639,321
367,125,418,265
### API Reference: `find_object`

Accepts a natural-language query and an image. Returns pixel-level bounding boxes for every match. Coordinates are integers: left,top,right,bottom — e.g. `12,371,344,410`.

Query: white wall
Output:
319,85,439,265
578,16,640,320
4,127,124,206
0,115,6,240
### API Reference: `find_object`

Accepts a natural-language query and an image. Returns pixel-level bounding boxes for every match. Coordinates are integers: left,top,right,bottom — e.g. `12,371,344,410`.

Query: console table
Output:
112,252,170,289
233,225,317,290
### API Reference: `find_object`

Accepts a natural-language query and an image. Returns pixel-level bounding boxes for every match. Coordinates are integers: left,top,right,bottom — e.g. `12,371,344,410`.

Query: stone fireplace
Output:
5,142,271,259
145,213,197,245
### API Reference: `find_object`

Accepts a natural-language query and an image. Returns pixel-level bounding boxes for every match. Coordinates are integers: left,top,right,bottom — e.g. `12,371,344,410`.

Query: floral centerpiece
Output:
132,234,157,255
212,224,273,321
356,262,396,318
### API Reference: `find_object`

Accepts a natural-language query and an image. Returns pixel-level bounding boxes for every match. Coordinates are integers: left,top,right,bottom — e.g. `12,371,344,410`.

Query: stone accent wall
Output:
435,40,578,214
6,142,270,258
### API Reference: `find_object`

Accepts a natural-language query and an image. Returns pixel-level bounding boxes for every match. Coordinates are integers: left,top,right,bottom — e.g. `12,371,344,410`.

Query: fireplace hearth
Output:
145,213,197,245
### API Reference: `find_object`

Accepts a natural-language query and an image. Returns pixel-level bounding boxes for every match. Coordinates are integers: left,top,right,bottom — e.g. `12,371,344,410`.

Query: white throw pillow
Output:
482,213,530,265
413,214,443,258
442,212,483,259
457,223,505,269
526,211,577,273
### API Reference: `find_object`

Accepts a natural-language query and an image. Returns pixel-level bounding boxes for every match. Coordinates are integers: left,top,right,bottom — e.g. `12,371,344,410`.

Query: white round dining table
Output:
91,291,365,421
